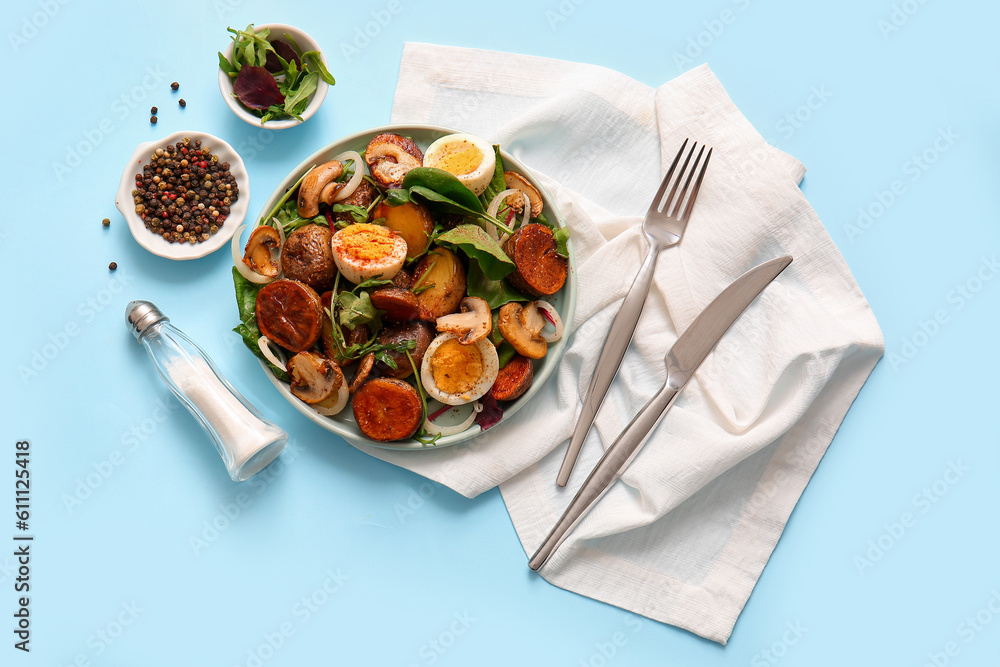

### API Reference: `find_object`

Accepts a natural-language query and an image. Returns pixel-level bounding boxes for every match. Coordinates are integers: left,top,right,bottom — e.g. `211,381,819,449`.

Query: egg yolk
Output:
339,224,397,261
431,339,483,395
430,140,482,176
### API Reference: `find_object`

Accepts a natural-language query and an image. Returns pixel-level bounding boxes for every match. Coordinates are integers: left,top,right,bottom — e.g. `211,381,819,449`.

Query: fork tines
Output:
652,139,713,222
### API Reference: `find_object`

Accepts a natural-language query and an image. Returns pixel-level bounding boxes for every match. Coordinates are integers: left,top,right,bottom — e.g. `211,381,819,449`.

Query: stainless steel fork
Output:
556,139,713,487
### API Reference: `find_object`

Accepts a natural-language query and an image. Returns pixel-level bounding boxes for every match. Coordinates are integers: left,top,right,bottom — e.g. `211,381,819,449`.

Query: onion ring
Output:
232,224,276,284
484,188,520,242
257,335,287,369
534,300,564,343
423,401,483,436
492,191,530,246
330,151,364,202
313,381,350,416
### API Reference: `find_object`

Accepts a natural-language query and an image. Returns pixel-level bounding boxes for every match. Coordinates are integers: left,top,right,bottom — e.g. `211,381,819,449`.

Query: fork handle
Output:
556,238,662,487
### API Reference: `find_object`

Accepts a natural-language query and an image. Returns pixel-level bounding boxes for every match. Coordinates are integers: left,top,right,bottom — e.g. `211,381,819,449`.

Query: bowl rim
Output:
115,130,250,261
217,23,330,130
246,123,578,450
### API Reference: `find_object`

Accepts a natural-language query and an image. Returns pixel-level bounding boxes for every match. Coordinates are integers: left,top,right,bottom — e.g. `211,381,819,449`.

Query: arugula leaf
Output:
435,225,515,281
218,52,238,77
466,258,530,309
405,349,443,446
337,291,380,332
553,226,570,259
350,277,394,292
284,71,318,116
330,203,369,224
271,198,324,232
281,31,301,54
301,50,336,85
231,267,289,382
277,58,299,96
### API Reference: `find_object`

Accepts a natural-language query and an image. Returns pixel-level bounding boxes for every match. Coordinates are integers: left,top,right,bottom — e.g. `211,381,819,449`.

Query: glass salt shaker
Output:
125,300,288,481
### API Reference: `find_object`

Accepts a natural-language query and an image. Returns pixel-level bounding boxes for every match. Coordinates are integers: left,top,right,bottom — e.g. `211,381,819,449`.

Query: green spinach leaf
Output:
403,168,484,213
435,224,515,281
466,258,530,309
384,188,410,207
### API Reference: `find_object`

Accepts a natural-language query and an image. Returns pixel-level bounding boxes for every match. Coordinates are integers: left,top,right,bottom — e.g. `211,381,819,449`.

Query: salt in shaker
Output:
125,300,288,481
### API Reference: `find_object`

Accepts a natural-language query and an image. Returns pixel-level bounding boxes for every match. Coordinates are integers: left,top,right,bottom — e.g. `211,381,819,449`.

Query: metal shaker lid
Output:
125,300,168,339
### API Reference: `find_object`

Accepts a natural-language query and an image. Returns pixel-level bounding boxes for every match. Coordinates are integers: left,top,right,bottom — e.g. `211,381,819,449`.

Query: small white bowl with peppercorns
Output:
217,23,333,129
115,131,250,260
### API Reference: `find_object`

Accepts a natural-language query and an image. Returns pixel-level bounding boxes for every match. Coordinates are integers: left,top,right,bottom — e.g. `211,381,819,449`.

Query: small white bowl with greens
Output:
218,23,334,129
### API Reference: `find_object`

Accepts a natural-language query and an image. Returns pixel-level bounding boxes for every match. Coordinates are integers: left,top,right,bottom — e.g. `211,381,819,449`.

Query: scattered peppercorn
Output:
150,115,158,124
179,99,187,108
132,137,239,244
151,106,158,114
109,262,118,271
171,81,179,91
102,218,110,227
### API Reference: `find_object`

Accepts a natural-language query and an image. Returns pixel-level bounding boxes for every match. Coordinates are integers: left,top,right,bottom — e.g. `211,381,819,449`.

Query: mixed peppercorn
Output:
132,137,238,244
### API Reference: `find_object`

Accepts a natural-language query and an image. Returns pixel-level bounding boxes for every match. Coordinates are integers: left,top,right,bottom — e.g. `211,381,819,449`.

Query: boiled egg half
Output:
330,223,407,283
422,133,496,196
420,333,499,405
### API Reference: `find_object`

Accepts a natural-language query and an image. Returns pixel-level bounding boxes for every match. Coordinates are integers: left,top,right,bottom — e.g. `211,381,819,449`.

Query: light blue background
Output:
3,0,998,665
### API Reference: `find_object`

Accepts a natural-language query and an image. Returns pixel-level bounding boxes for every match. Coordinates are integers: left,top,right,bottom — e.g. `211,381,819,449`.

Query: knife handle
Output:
557,239,661,487
530,382,680,571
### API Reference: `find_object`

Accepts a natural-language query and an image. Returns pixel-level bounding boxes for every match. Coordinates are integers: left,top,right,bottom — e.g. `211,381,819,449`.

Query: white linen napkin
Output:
356,43,884,644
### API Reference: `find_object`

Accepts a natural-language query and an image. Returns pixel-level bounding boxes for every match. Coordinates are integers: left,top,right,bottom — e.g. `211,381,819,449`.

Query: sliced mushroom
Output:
497,301,547,359
297,161,344,218
319,181,344,206
286,351,347,411
348,353,375,394
436,297,491,345
242,225,281,278
503,171,543,217
365,133,424,188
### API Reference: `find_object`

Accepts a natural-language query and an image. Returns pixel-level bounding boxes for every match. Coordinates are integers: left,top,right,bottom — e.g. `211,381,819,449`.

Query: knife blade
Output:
529,255,793,571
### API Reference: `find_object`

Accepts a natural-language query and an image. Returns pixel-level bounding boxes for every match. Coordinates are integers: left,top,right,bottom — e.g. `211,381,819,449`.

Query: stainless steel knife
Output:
529,255,793,571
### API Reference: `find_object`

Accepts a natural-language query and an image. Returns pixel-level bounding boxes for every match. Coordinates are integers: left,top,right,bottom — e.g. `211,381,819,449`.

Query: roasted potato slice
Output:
376,200,434,259
412,248,466,320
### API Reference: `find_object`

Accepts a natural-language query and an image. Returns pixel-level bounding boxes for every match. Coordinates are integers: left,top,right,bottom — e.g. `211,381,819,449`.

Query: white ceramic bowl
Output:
217,23,330,130
115,131,249,261
243,124,577,450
